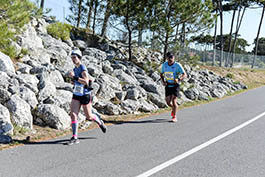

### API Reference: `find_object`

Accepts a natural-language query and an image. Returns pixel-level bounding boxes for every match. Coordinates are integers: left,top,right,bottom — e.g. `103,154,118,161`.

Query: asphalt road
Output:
1,86,265,177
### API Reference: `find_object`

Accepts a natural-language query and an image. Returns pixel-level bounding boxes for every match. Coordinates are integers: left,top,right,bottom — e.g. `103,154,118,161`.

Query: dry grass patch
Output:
201,65,265,88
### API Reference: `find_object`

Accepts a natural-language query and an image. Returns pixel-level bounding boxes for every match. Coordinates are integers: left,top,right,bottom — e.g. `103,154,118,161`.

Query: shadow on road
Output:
104,118,171,125
12,137,96,146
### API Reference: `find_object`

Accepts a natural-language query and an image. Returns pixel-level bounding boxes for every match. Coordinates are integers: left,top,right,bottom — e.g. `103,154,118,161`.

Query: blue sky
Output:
219,7,265,51
31,0,265,52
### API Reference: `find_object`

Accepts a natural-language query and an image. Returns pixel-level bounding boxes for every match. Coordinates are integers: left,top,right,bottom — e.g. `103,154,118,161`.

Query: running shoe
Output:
171,116,177,123
99,120,107,133
67,137,80,145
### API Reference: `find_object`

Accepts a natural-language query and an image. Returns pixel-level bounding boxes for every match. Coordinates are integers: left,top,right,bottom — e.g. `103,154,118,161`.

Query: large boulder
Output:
17,23,44,50
34,104,71,130
18,86,38,110
0,52,15,73
0,88,11,105
0,104,13,135
0,135,12,144
6,95,33,129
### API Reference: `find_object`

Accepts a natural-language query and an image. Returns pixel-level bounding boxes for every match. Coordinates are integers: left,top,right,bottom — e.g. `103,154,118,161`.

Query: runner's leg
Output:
83,103,101,124
172,96,178,117
83,103,107,133
166,95,173,107
172,84,180,120
70,99,81,138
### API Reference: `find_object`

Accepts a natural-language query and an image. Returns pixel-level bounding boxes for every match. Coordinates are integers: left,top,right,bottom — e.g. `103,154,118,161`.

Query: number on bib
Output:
73,85,84,95
164,72,174,81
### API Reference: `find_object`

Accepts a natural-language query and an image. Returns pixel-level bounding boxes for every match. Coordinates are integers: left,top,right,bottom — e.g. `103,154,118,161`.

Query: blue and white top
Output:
161,61,185,87
73,64,91,96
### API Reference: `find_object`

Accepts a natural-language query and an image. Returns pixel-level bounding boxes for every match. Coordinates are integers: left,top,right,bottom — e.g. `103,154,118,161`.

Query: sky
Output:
218,7,265,51
31,0,265,52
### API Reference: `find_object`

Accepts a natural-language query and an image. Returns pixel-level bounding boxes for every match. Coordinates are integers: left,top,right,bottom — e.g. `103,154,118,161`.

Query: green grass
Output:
13,125,29,136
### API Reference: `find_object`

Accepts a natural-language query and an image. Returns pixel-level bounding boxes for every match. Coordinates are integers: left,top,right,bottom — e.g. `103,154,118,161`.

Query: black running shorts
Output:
72,94,92,105
165,84,181,98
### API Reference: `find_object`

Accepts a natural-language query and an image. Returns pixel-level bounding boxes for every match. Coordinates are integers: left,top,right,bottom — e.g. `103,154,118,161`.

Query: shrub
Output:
20,48,28,55
47,22,72,41
17,48,29,59
226,73,234,79
0,23,17,58
233,81,240,84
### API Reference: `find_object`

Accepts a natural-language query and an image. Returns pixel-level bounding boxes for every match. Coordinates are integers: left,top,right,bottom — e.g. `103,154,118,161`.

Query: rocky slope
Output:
0,17,247,143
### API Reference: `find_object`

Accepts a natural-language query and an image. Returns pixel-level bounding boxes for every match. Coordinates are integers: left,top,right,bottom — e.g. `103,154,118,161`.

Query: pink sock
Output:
92,115,102,125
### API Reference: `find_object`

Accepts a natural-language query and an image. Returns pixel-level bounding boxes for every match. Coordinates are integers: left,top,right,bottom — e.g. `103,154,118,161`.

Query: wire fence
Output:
178,47,265,69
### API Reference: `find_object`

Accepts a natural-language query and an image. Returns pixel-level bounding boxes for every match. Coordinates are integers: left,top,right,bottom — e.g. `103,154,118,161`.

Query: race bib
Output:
164,72,174,81
73,84,84,95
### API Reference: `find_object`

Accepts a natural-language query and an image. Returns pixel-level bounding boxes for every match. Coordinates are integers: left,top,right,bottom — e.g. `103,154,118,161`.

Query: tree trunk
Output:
128,26,132,61
203,46,207,63
226,8,236,67
230,6,241,67
163,31,169,62
100,0,111,37
138,27,143,47
218,0,224,67
231,6,246,68
163,2,172,61
125,2,132,61
252,5,265,68
92,0,98,35
86,0,94,30
174,24,179,43
181,23,186,47
76,0,83,28
213,11,217,66
151,5,157,49
151,31,155,49
40,0,45,9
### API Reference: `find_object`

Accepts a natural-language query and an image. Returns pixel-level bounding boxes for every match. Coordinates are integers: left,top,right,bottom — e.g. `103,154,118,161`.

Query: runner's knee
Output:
172,100,178,107
166,102,172,107
70,112,78,120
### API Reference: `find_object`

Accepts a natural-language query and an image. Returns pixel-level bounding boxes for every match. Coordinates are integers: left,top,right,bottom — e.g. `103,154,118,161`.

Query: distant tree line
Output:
194,0,265,68
62,0,215,61
37,0,265,68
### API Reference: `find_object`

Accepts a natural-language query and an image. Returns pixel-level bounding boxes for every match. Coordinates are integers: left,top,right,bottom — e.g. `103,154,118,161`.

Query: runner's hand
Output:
69,71,75,78
162,81,167,86
174,78,179,83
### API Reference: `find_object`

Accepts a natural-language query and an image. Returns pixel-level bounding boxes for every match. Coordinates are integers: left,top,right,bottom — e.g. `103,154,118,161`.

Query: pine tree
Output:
111,0,150,60
151,0,215,61
0,0,35,58
101,0,112,37
67,0,87,28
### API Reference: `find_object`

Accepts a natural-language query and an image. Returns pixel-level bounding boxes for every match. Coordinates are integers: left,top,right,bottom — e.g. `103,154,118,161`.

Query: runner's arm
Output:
76,71,89,86
179,72,187,81
175,64,187,83
160,73,166,85
160,64,167,86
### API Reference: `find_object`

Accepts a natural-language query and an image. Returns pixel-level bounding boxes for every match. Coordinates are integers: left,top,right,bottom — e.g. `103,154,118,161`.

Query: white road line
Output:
136,111,265,177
